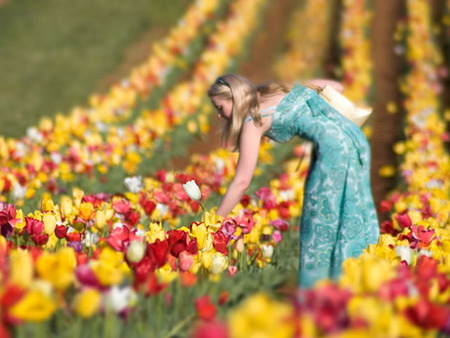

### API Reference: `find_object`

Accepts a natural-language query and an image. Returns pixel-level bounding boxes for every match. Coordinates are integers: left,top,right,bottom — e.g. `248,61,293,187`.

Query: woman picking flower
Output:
207,74,380,288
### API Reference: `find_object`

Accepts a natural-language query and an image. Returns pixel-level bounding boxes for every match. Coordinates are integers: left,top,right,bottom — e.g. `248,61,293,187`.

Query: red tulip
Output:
66,232,82,242
106,225,130,251
148,239,169,268
194,295,216,321
192,321,228,338
55,225,68,239
411,225,435,246
25,217,44,235
378,200,393,213
112,198,131,214
31,233,49,246
395,212,412,229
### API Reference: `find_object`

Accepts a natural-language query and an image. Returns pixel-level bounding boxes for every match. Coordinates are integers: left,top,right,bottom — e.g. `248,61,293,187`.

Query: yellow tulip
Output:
73,288,101,318
228,293,295,338
145,222,166,243
155,264,178,284
9,249,33,288
72,187,84,208
91,247,128,286
36,247,76,291
79,202,95,221
202,211,222,232
14,209,26,231
42,213,57,234
40,194,55,212
191,223,213,251
9,290,56,322
60,196,74,218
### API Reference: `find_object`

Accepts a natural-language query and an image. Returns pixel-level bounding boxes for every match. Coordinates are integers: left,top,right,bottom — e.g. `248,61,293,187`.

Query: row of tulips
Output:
209,1,450,337
0,0,242,204
339,0,373,105
273,0,332,82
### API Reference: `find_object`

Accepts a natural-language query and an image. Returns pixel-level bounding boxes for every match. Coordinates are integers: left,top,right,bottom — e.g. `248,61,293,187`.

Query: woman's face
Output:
211,96,233,120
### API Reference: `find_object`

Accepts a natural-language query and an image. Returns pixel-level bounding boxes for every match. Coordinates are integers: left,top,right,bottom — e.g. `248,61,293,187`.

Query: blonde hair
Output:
207,74,320,151
207,74,260,151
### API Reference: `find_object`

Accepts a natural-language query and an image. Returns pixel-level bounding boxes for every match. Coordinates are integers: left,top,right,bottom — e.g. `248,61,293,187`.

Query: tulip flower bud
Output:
126,241,146,263
55,225,68,239
261,244,274,259
395,245,412,264
178,251,194,272
210,253,228,274
182,180,202,201
124,176,143,193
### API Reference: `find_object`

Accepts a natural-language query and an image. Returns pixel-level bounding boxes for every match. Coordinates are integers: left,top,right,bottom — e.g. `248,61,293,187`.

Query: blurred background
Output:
0,0,448,210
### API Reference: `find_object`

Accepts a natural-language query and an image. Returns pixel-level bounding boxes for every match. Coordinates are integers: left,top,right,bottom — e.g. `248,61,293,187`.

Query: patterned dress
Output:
258,84,380,288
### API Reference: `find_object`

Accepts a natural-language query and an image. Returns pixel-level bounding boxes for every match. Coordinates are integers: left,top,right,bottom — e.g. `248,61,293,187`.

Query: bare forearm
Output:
216,180,248,217
306,79,343,92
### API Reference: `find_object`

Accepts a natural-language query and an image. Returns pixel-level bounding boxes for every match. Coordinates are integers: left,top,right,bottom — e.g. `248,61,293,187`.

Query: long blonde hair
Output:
207,74,319,151
207,74,260,151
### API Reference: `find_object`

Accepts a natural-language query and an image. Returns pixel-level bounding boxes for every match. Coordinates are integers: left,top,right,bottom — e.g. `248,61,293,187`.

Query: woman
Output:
207,73,380,288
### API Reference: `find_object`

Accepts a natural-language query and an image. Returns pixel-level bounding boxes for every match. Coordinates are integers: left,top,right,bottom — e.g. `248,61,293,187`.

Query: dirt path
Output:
170,0,297,170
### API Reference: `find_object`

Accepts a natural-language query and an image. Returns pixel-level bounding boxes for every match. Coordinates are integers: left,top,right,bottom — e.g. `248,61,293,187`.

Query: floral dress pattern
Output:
263,84,380,288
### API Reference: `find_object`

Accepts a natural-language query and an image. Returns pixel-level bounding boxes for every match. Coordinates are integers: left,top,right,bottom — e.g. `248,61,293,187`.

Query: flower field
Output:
0,0,449,337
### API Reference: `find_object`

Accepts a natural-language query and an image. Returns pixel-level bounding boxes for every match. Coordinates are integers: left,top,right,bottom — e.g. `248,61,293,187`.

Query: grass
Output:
0,0,191,138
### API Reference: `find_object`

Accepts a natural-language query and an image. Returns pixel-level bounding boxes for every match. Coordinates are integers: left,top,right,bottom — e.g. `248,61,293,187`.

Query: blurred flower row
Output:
0,0,266,205
273,0,331,82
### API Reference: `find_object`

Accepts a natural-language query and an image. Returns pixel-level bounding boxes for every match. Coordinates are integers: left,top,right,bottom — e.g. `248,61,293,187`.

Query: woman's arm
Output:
216,122,263,217
304,79,343,93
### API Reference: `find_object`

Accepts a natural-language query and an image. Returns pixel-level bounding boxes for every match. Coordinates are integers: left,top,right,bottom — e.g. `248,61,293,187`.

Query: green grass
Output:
0,0,191,138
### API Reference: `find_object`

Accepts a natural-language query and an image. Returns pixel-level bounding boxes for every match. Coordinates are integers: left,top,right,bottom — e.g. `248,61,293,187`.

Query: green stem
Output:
162,314,195,338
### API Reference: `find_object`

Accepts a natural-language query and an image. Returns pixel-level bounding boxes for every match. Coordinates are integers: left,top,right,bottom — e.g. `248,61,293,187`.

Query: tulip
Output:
178,251,194,272
395,246,412,264
126,240,146,263
261,244,274,259
182,180,202,201
55,225,68,239
194,295,217,321
73,288,101,318
8,290,57,322
124,176,143,193
210,253,228,274
103,285,137,314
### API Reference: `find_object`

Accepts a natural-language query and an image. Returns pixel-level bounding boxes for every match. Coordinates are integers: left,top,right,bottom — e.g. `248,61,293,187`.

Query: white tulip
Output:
261,244,274,259
210,253,228,274
103,286,137,313
395,245,412,264
126,240,146,263
182,180,202,201
124,176,143,193
12,182,27,201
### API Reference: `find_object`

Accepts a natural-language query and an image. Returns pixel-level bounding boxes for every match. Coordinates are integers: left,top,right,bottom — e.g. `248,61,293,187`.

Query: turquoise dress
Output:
249,84,380,288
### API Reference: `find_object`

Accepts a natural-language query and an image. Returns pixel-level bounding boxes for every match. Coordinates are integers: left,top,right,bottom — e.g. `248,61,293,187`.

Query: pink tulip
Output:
178,251,194,272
